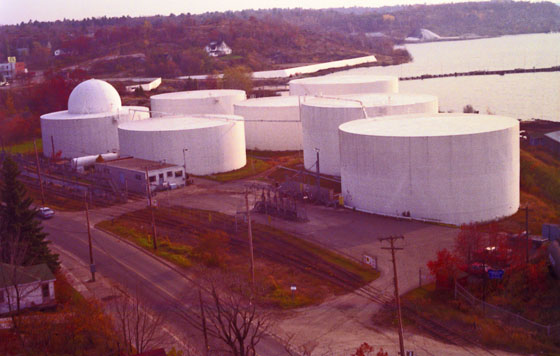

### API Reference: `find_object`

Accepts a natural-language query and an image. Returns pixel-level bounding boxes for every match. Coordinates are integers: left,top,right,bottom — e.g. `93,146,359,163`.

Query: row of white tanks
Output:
40,74,520,225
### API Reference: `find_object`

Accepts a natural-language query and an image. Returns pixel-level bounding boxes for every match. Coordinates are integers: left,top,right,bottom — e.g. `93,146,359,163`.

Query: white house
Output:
0,263,56,314
204,41,232,57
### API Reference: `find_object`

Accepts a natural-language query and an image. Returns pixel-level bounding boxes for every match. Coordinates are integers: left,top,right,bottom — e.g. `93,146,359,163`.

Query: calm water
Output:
337,33,560,121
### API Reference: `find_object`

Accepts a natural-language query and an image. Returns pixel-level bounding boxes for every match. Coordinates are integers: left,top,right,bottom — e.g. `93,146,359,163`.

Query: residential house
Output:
0,263,56,314
204,41,232,57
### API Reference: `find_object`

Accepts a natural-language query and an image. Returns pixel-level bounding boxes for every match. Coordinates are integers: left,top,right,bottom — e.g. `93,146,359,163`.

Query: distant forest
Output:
1,1,559,77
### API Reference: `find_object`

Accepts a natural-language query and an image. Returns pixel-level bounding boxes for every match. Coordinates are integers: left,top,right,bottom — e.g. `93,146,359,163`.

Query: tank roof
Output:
289,75,396,85
339,114,519,137
118,115,242,132
235,96,300,107
68,79,122,115
302,93,437,108
150,89,246,100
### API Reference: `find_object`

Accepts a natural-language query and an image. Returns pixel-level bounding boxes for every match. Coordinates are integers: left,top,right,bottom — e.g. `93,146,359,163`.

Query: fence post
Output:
547,325,551,337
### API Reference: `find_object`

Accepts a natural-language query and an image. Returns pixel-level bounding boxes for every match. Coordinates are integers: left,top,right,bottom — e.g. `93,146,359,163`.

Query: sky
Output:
0,0,531,25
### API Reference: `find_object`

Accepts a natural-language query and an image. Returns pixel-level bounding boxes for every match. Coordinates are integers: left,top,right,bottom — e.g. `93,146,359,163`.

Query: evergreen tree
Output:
0,156,59,272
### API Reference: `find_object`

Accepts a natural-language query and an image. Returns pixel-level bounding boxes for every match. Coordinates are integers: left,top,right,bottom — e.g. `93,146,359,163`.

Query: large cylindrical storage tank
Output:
234,96,302,151
40,79,149,158
302,93,438,176
118,115,246,175
289,75,398,96
150,90,247,117
339,114,520,225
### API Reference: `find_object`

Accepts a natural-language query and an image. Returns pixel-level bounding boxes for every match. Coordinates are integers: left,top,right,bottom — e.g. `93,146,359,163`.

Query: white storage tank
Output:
118,115,246,176
150,90,247,117
289,75,398,96
234,96,303,151
302,93,438,176
40,79,149,158
339,114,520,225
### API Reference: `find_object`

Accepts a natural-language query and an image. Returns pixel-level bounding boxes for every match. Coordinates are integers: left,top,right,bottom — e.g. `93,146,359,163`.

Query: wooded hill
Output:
0,14,404,77
245,2,560,39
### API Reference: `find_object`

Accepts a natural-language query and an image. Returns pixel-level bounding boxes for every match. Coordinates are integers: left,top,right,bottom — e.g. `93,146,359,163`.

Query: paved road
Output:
43,210,291,356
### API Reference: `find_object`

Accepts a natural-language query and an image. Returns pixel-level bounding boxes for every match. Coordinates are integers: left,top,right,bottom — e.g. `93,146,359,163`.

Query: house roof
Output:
0,263,55,288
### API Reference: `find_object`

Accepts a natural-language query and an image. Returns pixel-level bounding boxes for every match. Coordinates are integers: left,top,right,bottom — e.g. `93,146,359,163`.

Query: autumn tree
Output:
222,65,253,94
350,343,388,356
427,248,461,289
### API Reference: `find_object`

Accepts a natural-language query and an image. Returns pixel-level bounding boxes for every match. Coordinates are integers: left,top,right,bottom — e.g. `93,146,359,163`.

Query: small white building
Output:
204,41,232,57
0,263,56,314
94,157,186,194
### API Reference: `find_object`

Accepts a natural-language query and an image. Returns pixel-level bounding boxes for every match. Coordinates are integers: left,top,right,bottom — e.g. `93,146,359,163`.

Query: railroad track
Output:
101,207,499,355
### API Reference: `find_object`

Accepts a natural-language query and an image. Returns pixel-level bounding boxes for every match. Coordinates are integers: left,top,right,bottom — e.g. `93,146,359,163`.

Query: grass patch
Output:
403,283,560,354
4,139,41,155
203,157,274,182
96,206,379,309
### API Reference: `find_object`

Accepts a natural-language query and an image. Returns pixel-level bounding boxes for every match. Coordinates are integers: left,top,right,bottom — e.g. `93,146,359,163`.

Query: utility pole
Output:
525,205,530,264
84,191,95,282
33,140,46,207
50,135,55,162
199,289,210,356
380,235,405,356
145,167,158,250
314,148,320,201
245,189,255,289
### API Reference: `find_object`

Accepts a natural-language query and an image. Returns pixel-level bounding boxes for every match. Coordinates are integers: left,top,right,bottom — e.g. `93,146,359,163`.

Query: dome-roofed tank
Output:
68,79,122,114
40,79,149,158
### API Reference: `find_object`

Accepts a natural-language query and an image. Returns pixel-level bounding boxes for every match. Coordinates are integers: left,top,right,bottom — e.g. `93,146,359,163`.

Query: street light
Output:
482,246,496,314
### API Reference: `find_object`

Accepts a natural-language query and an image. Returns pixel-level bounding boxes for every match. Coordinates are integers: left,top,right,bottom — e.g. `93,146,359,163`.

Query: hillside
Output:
0,14,406,77
242,2,560,39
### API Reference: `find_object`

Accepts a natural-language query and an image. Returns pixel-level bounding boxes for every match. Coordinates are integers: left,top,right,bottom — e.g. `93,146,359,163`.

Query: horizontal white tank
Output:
234,96,303,151
289,75,398,96
301,93,438,176
118,115,246,175
339,114,520,225
71,152,119,170
41,106,149,159
150,90,247,117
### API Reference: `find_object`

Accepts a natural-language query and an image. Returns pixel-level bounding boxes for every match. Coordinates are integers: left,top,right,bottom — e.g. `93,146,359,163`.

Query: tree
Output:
112,287,165,355
178,272,270,356
0,156,59,272
427,248,461,289
222,66,253,93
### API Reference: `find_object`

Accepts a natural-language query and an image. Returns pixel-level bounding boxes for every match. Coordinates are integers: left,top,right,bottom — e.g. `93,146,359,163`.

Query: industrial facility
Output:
95,157,186,193
289,75,398,96
40,79,149,158
338,114,520,225
233,96,304,151
301,93,438,176
150,89,247,117
118,115,246,176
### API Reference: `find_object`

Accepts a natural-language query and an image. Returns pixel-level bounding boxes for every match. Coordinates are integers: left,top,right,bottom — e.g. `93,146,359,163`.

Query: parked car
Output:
38,207,55,219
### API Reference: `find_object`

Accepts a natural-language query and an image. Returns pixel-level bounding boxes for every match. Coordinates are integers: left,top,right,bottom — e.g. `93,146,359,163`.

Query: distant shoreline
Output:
400,66,560,81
